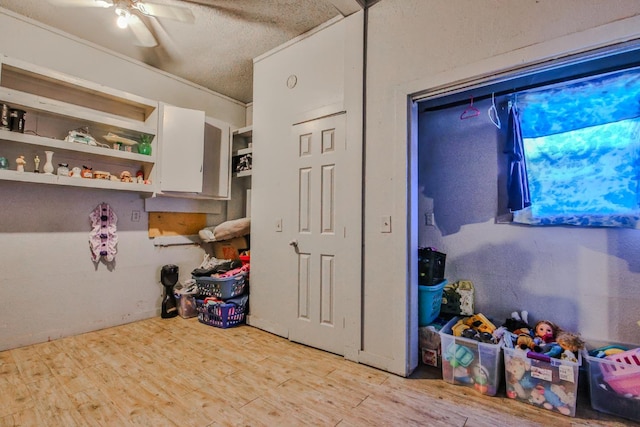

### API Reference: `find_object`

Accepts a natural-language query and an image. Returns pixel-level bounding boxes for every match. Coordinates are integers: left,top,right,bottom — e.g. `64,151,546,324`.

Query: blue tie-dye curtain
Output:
511,67,640,228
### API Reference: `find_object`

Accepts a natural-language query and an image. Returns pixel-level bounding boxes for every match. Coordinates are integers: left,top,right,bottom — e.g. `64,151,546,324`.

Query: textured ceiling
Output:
0,0,360,103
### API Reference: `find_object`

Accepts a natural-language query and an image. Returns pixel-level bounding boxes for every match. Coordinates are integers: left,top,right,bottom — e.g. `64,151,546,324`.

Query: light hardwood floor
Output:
0,317,637,427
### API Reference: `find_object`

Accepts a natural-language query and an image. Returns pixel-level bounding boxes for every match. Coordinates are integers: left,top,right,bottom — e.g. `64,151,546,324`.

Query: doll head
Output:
534,320,559,343
556,331,584,352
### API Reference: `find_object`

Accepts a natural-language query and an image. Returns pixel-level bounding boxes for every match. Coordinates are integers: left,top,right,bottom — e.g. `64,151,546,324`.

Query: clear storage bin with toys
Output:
583,341,640,422
439,314,503,396
501,312,583,417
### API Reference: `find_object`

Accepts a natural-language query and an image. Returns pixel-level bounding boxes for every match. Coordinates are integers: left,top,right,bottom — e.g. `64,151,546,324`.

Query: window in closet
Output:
509,67,640,228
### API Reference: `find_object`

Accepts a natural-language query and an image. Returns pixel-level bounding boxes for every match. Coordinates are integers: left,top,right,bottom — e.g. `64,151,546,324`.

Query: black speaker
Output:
160,264,179,318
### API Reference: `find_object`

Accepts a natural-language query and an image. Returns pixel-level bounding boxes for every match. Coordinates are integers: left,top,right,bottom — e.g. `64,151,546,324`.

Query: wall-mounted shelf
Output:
232,125,252,177
0,55,158,193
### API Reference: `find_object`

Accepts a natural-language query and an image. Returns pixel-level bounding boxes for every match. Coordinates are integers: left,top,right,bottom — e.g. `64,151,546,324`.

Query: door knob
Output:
289,239,299,254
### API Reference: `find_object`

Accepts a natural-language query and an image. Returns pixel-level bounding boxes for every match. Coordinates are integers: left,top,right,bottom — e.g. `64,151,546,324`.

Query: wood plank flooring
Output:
0,317,637,426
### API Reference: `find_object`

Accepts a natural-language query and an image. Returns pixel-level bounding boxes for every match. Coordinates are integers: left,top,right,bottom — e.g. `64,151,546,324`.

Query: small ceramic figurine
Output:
34,155,40,173
16,155,26,172
70,166,82,178
57,163,69,176
81,165,93,178
120,171,133,183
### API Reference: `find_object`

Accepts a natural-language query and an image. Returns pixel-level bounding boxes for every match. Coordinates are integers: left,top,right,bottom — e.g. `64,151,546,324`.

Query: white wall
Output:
0,10,247,351
365,0,640,375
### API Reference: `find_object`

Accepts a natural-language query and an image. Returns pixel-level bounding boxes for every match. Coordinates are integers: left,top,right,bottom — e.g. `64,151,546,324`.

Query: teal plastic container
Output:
418,279,447,326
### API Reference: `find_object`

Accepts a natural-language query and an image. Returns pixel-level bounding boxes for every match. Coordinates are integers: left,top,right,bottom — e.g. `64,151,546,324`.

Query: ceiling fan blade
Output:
135,1,195,24
128,14,158,47
46,0,110,7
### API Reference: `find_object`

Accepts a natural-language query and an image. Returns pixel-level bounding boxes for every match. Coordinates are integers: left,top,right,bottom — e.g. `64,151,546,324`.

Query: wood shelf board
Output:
0,129,155,164
1,59,158,122
235,147,253,156
0,169,156,193
232,125,253,137
0,87,157,134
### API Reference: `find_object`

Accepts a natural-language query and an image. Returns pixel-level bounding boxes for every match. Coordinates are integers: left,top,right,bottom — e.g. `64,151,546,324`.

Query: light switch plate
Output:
381,215,391,233
275,218,282,232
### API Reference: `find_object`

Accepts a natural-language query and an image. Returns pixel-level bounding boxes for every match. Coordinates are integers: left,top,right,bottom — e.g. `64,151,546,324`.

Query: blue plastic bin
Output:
418,279,447,326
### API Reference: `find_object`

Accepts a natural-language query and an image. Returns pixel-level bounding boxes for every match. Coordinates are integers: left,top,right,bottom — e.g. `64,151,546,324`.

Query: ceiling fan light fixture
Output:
115,8,131,29
94,0,114,7
135,2,149,16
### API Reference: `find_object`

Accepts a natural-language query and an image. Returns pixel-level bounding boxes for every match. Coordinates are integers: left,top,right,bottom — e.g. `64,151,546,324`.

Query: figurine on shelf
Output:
16,155,26,172
81,165,93,179
34,155,40,173
120,171,133,183
136,170,144,184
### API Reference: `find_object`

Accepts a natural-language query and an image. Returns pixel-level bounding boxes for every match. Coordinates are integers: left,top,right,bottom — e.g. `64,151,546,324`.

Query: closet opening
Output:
408,40,640,368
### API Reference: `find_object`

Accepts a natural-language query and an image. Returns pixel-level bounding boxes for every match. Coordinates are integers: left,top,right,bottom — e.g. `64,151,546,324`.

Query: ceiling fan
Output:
47,0,195,47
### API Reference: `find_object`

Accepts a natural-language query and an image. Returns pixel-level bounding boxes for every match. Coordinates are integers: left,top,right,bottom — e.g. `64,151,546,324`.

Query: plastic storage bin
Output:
583,344,640,422
195,272,247,299
503,344,581,417
439,316,502,396
418,279,447,326
174,293,197,318
174,280,198,319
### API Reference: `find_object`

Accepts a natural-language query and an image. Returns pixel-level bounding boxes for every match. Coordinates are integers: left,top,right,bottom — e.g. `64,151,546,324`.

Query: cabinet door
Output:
201,116,231,199
159,104,205,192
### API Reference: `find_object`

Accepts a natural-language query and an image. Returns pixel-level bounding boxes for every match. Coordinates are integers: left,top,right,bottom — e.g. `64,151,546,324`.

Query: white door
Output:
287,113,360,356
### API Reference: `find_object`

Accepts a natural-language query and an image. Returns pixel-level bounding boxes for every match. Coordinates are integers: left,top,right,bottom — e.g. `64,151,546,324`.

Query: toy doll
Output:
534,320,560,344
556,331,584,362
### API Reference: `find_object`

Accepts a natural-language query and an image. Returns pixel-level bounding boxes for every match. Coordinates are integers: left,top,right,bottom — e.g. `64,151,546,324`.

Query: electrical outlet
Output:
131,210,140,222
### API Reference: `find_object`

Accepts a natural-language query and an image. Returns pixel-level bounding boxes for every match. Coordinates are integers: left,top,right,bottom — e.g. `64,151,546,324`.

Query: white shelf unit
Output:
0,55,158,193
232,125,252,178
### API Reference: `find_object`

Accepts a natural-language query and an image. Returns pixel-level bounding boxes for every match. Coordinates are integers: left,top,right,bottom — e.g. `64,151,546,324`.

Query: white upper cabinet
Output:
157,104,232,199
0,55,159,193
158,104,205,193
